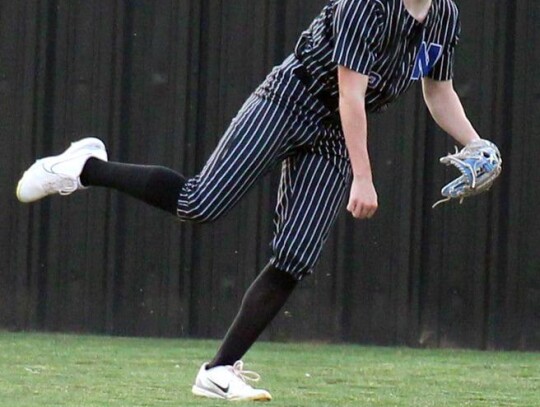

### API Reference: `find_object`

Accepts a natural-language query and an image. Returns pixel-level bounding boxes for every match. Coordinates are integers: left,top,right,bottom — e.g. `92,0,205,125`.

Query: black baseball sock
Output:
80,158,185,215
207,263,298,369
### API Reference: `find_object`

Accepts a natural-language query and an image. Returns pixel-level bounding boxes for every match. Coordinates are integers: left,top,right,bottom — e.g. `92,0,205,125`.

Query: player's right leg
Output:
16,137,186,214
16,94,305,220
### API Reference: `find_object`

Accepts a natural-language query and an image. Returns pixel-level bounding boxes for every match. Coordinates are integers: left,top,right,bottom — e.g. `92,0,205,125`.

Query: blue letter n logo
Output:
411,42,443,80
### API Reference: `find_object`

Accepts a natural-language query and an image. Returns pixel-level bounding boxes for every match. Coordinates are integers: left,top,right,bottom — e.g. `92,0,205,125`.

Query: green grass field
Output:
0,332,538,407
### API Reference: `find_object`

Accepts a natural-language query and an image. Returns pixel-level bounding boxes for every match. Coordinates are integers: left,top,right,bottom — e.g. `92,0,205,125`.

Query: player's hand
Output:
347,177,378,219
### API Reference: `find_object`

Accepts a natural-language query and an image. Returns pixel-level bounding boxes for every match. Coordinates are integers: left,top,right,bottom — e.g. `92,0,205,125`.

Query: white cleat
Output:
16,137,108,203
192,361,272,402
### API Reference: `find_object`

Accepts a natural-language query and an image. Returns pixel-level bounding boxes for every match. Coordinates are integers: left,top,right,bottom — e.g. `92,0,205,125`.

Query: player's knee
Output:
176,209,220,224
176,200,223,224
271,242,321,281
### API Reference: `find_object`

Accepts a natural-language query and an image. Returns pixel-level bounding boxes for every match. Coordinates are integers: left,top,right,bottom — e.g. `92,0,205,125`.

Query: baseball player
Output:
16,0,499,401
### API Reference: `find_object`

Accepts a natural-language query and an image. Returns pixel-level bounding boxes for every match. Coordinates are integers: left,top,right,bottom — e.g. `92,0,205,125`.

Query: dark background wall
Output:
0,0,538,350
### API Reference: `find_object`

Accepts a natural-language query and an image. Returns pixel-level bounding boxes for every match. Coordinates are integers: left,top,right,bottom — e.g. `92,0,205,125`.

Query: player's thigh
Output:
271,153,350,279
177,95,301,222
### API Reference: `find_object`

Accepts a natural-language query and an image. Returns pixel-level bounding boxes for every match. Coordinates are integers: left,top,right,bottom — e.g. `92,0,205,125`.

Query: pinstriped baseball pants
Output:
177,56,351,280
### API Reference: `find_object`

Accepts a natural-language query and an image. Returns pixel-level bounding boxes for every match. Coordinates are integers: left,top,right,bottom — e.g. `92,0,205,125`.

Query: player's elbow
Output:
339,90,366,108
338,90,367,118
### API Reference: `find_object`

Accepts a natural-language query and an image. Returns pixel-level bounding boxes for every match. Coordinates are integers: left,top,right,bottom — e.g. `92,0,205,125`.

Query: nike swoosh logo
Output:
209,379,230,394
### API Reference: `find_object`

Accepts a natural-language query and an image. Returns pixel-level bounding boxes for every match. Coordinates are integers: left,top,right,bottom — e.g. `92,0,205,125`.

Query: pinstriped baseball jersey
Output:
175,0,464,279
294,0,461,113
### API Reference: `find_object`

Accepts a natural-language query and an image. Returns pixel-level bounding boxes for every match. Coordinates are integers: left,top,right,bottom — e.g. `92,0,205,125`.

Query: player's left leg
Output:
192,262,295,402
192,150,349,400
206,262,297,369
216,150,350,360
206,151,349,364
270,151,350,279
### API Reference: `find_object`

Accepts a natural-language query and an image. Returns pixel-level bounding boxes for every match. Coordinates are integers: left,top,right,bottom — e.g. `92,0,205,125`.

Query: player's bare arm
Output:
338,65,378,220
422,77,481,146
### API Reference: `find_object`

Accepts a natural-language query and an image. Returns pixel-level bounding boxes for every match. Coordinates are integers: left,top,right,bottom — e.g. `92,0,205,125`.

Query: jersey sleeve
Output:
332,0,383,75
427,6,461,80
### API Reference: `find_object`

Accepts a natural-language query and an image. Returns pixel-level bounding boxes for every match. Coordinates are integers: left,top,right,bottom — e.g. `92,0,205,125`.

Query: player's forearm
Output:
423,79,480,146
339,95,372,180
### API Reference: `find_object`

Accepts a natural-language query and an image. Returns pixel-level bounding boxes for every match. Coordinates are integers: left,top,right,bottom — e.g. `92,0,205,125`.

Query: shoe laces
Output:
44,175,79,196
231,361,261,384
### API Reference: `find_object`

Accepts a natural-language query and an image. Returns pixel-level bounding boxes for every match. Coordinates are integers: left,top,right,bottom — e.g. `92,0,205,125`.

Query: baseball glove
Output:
433,139,502,208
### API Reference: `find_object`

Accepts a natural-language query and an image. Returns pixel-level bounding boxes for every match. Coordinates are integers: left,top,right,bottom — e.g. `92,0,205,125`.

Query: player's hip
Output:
255,54,339,128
